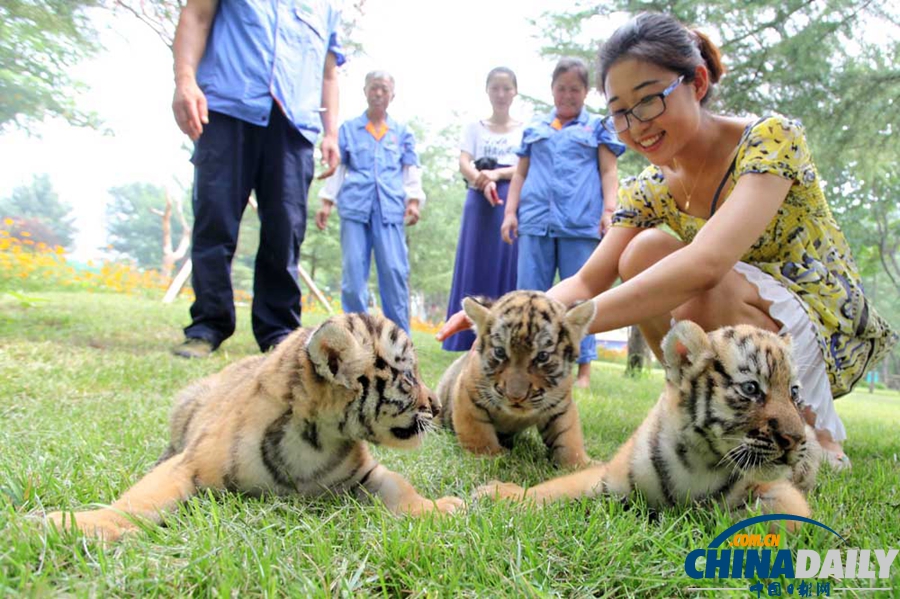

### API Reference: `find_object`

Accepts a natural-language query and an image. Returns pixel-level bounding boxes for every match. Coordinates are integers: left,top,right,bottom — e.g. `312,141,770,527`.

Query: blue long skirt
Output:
442,179,518,351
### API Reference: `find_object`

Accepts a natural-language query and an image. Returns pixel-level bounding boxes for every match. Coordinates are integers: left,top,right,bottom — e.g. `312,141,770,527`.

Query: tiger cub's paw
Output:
554,450,593,469
402,495,465,517
460,441,507,458
44,510,130,543
473,480,528,502
432,496,466,515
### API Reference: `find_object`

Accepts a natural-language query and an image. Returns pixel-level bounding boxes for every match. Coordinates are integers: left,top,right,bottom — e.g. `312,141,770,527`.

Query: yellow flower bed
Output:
0,228,173,297
1,226,445,333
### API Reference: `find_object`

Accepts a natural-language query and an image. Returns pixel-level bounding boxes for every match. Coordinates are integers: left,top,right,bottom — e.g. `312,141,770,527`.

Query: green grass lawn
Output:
1,291,899,597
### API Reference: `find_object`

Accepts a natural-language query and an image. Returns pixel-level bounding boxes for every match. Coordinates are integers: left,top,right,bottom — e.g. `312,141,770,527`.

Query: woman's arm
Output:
460,150,504,206
437,215,636,343
439,171,791,342
548,225,638,307
581,172,792,335
500,158,529,244
458,150,481,186
598,146,619,234
491,165,518,181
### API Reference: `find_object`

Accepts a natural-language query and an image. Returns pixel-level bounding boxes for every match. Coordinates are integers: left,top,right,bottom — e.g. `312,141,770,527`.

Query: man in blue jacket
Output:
315,72,425,333
171,0,344,358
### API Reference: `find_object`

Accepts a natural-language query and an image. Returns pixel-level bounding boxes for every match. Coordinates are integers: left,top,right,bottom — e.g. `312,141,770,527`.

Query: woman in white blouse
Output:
442,67,524,352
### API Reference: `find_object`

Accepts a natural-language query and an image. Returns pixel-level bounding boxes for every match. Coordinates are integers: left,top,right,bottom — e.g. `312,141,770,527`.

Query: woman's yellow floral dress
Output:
613,115,897,397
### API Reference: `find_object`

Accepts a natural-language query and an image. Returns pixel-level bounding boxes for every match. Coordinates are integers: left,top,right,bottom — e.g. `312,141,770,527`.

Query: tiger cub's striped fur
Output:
477,321,822,527
46,313,462,541
436,291,596,467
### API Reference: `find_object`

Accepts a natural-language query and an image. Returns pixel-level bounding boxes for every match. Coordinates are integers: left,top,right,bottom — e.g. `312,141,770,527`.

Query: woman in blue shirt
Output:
501,57,625,387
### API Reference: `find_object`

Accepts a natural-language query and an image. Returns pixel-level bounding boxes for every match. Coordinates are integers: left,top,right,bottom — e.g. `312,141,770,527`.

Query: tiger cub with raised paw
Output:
476,321,822,529
45,313,463,542
436,290,596,468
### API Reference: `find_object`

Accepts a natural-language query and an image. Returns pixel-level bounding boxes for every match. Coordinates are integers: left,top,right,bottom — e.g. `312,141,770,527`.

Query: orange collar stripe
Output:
365,121,389,141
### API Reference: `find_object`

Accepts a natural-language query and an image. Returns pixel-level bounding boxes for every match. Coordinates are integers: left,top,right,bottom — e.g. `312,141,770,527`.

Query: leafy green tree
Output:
300,178,343,297
0,0,102,131
108,0,183,49
106,182,192,269
0,174,77,248
407,123,466,315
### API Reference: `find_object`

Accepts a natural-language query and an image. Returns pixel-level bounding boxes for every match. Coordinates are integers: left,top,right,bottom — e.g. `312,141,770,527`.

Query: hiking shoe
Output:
172,338,215,359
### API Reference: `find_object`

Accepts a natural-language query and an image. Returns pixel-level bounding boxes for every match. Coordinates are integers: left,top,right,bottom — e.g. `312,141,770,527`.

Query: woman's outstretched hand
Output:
436,310,473,342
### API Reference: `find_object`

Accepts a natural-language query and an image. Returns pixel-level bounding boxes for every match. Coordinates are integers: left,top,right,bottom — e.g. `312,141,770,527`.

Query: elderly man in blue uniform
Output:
315,72,425,333
171,0,344,358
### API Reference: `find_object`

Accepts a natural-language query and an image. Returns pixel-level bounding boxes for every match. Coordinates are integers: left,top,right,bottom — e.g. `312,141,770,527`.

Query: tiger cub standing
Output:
436,291,597,468
477,321,822,527
46,313,462,542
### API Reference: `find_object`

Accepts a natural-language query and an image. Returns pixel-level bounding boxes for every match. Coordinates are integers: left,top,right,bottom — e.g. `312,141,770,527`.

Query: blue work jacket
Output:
336,113,420,225
517,108,625,239
196,0,345,144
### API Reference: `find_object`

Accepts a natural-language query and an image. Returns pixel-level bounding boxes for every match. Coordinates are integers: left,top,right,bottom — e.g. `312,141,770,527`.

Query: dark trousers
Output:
185,106,314,351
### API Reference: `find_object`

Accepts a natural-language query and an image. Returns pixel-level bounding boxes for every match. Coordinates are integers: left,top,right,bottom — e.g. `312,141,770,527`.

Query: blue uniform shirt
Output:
336,113,420,224
516,108,625,239
196,0,345,144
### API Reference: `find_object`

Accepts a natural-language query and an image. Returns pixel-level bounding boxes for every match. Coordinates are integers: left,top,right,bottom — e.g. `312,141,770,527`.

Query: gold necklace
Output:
673,153,710,211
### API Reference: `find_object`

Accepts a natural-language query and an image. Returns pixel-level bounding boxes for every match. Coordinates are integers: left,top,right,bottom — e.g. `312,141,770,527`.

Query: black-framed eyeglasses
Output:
602,75,684,134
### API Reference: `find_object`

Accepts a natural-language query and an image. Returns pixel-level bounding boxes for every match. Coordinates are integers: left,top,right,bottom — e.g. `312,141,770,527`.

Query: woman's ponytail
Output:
693,29,725,85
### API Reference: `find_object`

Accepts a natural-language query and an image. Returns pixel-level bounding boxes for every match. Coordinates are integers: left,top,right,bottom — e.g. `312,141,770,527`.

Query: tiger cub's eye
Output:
493,347,507,361
535,351,550,364
738,381,761,398
398,370,415,393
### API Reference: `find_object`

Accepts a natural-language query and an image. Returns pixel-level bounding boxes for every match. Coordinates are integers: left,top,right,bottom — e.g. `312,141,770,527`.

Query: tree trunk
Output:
155,189,191,281
158,192,174,279
625,326,649,377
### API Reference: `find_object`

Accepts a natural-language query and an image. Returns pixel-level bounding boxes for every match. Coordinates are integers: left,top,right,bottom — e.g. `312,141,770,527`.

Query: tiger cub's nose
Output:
774,430,802,451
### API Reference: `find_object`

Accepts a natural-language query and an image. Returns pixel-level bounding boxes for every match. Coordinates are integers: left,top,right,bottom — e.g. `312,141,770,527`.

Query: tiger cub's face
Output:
663,321,810,480
463,291,596,416
306,314,439,449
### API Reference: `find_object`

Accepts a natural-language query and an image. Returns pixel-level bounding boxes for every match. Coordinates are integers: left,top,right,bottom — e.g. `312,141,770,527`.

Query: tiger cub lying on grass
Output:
436,291,596,468
46,313,462,542
477,321,822,527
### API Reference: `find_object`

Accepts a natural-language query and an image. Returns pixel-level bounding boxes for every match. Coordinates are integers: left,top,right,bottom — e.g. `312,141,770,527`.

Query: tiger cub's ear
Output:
778,330,793,349
307,320,368,389
462,297,492,333
662,321,711,382
564,300,597,341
